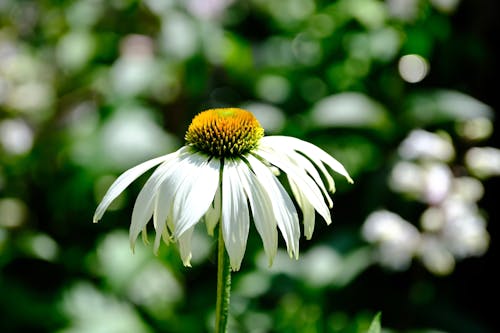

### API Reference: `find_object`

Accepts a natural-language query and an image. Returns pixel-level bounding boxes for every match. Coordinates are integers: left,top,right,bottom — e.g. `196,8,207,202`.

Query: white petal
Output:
129,148,189,249
288,150,333,207
147,155,196,248
222,159,250,271
261,143,333,207
261,136,354,185
129,162,174,249
261,137,336,192
247,154,300,259
153,181,174,253
256,147,332,225
205,186,221,236
178,226,195,267
171,155,220,238
236,160,278,266
141,227,149,245
288,177,315,239
147,156,205,257
93,154,173,223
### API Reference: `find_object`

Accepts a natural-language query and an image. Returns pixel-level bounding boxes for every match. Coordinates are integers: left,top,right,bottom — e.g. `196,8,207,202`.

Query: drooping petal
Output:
288,177,315,239
171,154,220,238
129,147,189,249
93,154,174,223
294,150,333,206
236,160,278,266
129,162,174,249
178,226,195,267
256,147,332,225
222,159,250,271
261,136,354,187
247,154,300,259
141,226,149,245
263,144,333,207
153,181,175,254
205,186,221,236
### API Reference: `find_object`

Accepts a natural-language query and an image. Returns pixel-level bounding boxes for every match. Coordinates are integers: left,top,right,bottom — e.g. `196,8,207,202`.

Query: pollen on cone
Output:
185,108,264,157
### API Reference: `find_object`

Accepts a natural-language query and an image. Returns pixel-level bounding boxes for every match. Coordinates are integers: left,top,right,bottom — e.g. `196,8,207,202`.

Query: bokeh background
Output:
1,0,499,332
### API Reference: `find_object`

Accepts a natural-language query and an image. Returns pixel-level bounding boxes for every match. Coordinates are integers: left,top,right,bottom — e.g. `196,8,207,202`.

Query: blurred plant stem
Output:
215,223,231,333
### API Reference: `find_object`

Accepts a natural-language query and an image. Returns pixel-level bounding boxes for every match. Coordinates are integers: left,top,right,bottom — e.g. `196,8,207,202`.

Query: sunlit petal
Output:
153,156,200,244
153,181,174,254
178,226,195,267
222,159,250,271
256,147,332,225
171,154,220,238
205,186,221,236
129,161,175,248
129,148,189,249
261,136,354,185
93,154,174,223
247,154,300,259
288,177,316,239
260,141,333,207
236,159,278,266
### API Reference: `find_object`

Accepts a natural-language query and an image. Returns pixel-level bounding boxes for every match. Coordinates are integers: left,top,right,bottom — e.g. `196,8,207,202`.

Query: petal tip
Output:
267,258,274,268
92,212,101,223
130,238,137,253
142,233,150,245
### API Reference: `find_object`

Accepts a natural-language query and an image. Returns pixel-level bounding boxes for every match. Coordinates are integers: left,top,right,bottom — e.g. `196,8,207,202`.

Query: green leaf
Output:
367,312,382,333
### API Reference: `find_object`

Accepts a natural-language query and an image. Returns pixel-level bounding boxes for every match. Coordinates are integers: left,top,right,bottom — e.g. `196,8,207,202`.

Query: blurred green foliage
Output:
0,0,498,332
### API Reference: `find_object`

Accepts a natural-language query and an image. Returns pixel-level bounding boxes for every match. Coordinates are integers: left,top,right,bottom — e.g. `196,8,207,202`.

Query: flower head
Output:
94,108,353,271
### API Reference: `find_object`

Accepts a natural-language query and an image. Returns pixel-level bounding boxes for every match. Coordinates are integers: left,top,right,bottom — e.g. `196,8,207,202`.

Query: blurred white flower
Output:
389,161,424,195
185,0,234,20
0,197,28,228
465,147,500,178
311,92,389,129
386,0,420,21
456,117,493,141
369,92,494,276
422,163,453,204
398,54,429,83
390,161,453,204
420,207,445,232
59,282,152,333
450,176,484,203
362,210,420,270
398,129,454,162
440,198,489,258
418,236,455,276
239,102,285,134
0,118,34,155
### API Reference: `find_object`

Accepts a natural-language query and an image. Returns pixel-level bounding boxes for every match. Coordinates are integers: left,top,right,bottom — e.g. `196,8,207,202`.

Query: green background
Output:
1,0,498,332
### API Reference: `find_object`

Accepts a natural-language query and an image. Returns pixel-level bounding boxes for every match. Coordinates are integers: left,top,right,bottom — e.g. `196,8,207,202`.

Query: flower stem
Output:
215,224,231,333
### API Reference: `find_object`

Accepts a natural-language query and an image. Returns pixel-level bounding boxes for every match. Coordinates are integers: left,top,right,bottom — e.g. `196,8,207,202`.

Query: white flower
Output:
94,108,352,271
362,210,420,270
398,129,455,162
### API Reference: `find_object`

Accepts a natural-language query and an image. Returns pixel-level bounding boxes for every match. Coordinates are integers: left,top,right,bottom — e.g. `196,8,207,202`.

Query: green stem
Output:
215,224,231,333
